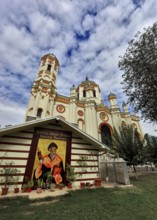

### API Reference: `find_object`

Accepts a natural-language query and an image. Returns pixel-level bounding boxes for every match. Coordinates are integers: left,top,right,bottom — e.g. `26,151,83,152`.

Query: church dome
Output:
78,76,98,87
76,77,102,104
108,92,116,100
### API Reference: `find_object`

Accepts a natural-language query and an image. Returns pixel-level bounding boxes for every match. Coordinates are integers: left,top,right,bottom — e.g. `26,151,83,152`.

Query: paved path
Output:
0,182,133,200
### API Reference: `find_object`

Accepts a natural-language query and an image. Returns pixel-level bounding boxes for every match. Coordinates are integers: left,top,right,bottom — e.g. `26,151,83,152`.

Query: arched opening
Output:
77,119,84,130
29,107,33,112
37,108,43,118
83,90,86,97
101,125,112,146
47,64,51,71
93,90,96,97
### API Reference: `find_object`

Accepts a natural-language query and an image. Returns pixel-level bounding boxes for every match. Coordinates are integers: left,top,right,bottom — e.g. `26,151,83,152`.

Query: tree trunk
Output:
133,165,138,180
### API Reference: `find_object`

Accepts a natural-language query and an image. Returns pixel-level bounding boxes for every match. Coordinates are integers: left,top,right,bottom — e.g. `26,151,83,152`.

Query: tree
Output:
144,133,157,165
119,22,157,123
111,125,146,179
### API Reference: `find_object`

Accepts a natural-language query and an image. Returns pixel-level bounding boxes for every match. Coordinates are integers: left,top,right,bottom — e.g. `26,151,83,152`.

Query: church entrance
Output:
101,125,112,146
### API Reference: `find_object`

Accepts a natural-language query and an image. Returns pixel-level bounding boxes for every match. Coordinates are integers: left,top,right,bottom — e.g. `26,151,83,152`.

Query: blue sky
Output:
0,0,157,135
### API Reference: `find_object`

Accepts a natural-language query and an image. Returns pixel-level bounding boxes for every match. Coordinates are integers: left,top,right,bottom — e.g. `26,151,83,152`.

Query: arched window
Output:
78,119,84,130
37,108,42,117
93,90,96,97
101,125,112,146
29,107,33,112
47,64,51,71
83,90,86,97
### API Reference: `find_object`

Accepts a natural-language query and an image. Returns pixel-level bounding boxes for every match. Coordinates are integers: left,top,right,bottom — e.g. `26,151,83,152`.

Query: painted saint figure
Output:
34,142,64,185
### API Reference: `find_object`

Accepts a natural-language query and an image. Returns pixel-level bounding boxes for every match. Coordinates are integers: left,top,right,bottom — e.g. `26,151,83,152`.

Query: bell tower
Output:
108,92,122,129
25,53,59,121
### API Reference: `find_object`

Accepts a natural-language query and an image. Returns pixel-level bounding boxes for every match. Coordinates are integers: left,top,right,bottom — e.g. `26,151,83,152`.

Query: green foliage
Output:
14,176,20,188
50,183,56,190
111,125,146,167
0,162,20,188
66,164,76,183
77,155,88,173
24,176,34,188
37,179,43,188
59,183,64,188
45,171,53,183
119,22,157,122
144,134,157,164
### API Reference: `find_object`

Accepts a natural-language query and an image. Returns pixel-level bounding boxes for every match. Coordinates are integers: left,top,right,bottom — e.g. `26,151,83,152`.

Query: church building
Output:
25,53,143,143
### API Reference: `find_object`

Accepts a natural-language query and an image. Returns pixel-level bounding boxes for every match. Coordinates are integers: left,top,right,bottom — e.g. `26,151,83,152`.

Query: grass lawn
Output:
1,174,157,220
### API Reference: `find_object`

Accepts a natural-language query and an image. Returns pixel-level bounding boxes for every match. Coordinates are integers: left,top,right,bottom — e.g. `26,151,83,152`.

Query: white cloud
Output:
82,14,94,31
0,99,26,127
141,120,157,137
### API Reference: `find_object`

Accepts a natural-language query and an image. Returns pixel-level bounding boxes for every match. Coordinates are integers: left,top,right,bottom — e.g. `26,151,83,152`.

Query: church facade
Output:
25,53,143,144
